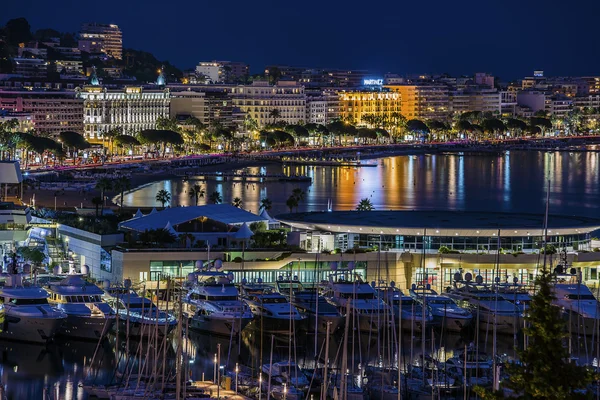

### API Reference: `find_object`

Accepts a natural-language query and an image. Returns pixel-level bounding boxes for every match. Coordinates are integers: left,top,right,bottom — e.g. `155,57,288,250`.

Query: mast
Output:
175,287,184,399
421,228,427,387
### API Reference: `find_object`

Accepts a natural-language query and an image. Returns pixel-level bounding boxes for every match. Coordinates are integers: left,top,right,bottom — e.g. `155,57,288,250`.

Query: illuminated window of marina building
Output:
149,260,195,280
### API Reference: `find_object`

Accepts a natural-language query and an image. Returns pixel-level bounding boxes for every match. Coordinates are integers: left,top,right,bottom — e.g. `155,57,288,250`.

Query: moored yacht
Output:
321,271,390,333
46,274,115,340
447,273,521,334
184,270,253,336
379,283,433,332
275,276,344,334
102,281,177,337
0,273,65,343
241,281,307,333
553,279,600,336
409,284,472,332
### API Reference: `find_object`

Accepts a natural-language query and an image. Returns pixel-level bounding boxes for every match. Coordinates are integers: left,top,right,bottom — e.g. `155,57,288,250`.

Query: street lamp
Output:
235,362,239,394
259,373,262,400
213,353,217,384
283,382,287,400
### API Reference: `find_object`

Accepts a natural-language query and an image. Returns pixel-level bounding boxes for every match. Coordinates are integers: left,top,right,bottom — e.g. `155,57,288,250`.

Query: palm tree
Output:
95,177,112,215
286,195,298,213
268,109,281,124
189,184,205,206
259,197,272,212
113,176,131,213
356,198,375,211
209,191,222,204
232,197,243,208
155,189,171,209
91,196,103,218
291,188,305,212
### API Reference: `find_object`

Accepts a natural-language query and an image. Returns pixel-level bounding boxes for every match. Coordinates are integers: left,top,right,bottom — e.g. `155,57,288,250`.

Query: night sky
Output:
3,0,599,79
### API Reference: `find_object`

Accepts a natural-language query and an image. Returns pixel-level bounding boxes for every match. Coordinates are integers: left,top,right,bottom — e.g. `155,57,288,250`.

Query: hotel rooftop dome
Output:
277,210,600,237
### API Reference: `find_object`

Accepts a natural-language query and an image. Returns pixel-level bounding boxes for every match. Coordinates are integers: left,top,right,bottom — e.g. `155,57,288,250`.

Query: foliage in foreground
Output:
475,268,596,399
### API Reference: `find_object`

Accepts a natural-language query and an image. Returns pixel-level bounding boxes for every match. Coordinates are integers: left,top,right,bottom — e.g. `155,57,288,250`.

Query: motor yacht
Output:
275,276,343,334
184,270,253,336
447,273,521,334
102,281,177,337
46,274,115,340
241,281,307,333
0,273,65,343
409,284,472,332
321,272,389,333
379,284,433,332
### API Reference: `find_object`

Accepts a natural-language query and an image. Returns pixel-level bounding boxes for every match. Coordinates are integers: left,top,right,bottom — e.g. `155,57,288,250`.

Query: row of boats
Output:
0,261,598,345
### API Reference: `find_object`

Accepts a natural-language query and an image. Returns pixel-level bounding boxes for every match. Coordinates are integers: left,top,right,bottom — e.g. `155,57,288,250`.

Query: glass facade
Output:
331,233,592,253
229,261,367,285
150,260,196,281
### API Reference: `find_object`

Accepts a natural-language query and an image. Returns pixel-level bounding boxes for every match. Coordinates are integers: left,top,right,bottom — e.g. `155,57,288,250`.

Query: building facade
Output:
77,85,170,142
449,88,501,115
386,84,450,120
78,23,123,59
170,90,235,128
306,91,339,125
338,90,401,125
230,81,306,127
0,90,83,136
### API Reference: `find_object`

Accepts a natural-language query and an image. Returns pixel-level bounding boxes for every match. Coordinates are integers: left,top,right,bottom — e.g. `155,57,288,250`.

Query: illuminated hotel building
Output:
230,81,306,127
385,84,450,120
338,90,401,125
77,85,170,142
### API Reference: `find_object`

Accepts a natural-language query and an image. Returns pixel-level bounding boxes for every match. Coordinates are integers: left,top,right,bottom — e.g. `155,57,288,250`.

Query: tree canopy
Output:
58,131,90,150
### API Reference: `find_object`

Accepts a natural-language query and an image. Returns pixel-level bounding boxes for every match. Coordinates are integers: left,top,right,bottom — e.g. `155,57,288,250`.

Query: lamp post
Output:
283,383,287,400
235,362,239,394
213,353,217,384
217,343,221,399
259,373,262,400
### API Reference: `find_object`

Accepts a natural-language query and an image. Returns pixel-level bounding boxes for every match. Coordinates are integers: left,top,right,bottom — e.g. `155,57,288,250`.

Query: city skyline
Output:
3,0,600,79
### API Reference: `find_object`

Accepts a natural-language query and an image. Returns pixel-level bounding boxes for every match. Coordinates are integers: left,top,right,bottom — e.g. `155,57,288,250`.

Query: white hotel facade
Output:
77,85,170,142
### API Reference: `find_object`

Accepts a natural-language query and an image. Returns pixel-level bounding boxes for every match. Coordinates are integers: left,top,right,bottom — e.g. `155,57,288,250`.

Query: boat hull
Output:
58,315,115,340
113,318,175,338
249,315,308,333
432,314,472,332
189,315,253,336
0,315,65,343
307,314,345,334
474,312,520,334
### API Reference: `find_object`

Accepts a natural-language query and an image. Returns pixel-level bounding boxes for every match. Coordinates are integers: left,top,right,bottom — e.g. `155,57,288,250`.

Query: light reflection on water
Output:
123,151,600,217
2,327,599,399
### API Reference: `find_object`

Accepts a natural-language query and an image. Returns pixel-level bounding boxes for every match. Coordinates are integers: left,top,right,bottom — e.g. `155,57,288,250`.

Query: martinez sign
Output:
363,79,383,86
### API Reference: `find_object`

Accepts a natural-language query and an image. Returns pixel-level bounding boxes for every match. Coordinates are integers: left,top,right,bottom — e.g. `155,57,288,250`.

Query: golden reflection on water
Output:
123,152,600,217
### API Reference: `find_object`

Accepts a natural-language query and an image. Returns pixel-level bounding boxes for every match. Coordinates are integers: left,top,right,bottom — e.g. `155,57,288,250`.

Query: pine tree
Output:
476,268,596,399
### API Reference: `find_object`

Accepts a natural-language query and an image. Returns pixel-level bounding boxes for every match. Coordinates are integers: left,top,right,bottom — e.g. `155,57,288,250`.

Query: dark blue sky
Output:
3,0,599,79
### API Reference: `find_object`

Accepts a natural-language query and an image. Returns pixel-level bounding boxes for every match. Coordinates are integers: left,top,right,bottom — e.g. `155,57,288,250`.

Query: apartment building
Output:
386,84,450,120
78,23,123,59
338,90,401,125
0,90,83,136
77,85,169,142
170,90,235,128
12,58,48,78
449,88,501,115
230,81,306,127
306,91,339,125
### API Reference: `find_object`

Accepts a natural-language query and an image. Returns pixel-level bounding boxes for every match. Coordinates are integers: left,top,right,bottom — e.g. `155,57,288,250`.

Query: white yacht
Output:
46,274,115,340
447,274,521,334
184,271,253,336
0,273,66,343
553,279,600,336
103,282,177,337
275,277,344,334
321,273,390,333
241,281,307,333
379,284,433,332
409,284,472,332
